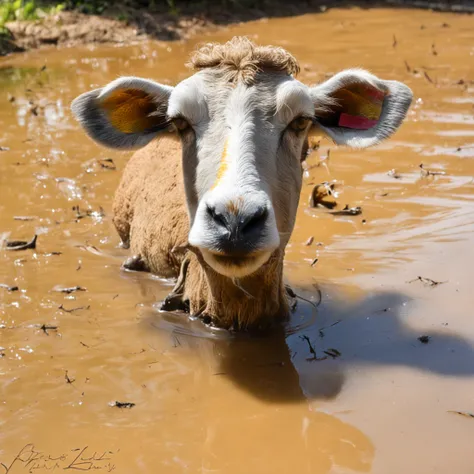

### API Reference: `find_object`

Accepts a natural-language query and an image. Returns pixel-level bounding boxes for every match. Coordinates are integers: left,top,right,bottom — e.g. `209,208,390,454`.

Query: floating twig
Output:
323,348,342,359
448,411,474,419
330,205,362,216
285,284,322,308
53,285,87,294
39,324,58,335
419,163,446,177
423,71,435,84
407,276,446,287
300,335,318,361
110,401,135,409
65,371,75,384
58,304,90,313
318,320,341,338
6,235,37,251
418,335,431,344
13,216,36,221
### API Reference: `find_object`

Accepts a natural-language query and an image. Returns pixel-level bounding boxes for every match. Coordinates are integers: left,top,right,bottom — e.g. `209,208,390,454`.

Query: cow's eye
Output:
288,116,312,132
173,117,190,131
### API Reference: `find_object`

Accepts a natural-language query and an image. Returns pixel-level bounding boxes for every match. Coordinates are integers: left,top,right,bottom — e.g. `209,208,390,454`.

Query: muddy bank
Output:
2,0,473,56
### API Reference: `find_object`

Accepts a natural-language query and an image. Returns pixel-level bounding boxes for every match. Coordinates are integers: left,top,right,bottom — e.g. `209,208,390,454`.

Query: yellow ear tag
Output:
336,84,385,130
100,89,162,134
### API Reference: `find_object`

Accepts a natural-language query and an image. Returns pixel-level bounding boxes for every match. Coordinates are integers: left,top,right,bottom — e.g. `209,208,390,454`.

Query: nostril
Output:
206,204,228,229
241,207,269,234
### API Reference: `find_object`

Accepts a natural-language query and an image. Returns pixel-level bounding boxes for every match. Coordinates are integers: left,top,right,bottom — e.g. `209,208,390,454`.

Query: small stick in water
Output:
6,235,37,251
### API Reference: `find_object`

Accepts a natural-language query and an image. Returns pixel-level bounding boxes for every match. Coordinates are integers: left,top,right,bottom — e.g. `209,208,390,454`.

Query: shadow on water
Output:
141,282,474,403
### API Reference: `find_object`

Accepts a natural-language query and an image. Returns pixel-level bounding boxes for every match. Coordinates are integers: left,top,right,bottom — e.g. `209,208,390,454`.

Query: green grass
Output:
0,1,66,27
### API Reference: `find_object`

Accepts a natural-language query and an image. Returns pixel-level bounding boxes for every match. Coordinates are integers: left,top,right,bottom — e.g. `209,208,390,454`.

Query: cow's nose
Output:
206,203,269,254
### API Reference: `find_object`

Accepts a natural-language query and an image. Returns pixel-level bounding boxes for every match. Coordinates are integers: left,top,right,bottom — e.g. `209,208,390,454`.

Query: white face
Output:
72,62,412,280
167,71,314,278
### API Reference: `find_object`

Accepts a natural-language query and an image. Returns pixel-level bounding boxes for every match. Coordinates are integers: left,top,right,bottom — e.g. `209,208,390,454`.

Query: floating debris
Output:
419,163,446,177
318,320,341,338
305,236,314,246
330,205,362,216
58,304,90,313
53,285,87,294
39,324,58,335
323,348,342,359
388,169,402,179
404,60,411,73
65,371,75,384
392,34,397,48
431,43,438,56
407,276,446,287
75,244,103,257
310,258,319,267
13,216,37,221
285,284,321,309
98,158,116,170
110,401,135,409
83,158,117,173
0,284,19,292
73,205,105,221
300,335,318,361
418,335,431,344
423,71,435,84
448,411,474,419
309,181,339,209
0,146,10,151
6,235,37,251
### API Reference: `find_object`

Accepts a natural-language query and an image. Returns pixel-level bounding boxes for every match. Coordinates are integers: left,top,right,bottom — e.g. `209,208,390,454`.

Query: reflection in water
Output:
1,7,474,474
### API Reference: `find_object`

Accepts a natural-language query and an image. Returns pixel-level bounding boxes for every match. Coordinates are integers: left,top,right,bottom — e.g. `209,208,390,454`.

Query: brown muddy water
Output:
1,7,474,474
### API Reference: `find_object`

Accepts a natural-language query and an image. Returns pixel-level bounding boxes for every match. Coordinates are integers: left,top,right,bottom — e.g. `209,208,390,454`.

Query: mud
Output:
1,7,474,474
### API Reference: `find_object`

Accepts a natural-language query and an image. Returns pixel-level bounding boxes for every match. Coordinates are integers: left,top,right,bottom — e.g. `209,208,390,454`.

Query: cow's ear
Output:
71,77,173,149
310,68,413,148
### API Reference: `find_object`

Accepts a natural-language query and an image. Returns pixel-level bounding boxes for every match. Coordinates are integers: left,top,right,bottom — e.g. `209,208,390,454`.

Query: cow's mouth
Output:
201,249,272,278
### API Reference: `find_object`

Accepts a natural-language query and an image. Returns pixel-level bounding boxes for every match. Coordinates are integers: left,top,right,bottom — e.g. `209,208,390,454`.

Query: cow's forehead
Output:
168,70,313,127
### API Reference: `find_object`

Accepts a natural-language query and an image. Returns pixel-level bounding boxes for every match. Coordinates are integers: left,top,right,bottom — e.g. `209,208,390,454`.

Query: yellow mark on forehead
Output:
211,138,229,189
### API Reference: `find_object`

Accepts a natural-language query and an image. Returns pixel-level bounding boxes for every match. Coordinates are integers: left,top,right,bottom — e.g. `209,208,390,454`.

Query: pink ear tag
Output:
338,84,384,130
338,114,379,130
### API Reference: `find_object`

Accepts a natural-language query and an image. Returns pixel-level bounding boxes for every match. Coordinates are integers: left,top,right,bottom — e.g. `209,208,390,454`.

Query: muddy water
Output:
1,7,474,474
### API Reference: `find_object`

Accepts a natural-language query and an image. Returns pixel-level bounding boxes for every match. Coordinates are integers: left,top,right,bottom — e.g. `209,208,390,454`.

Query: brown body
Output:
113,134,288,330
72,38,412,330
